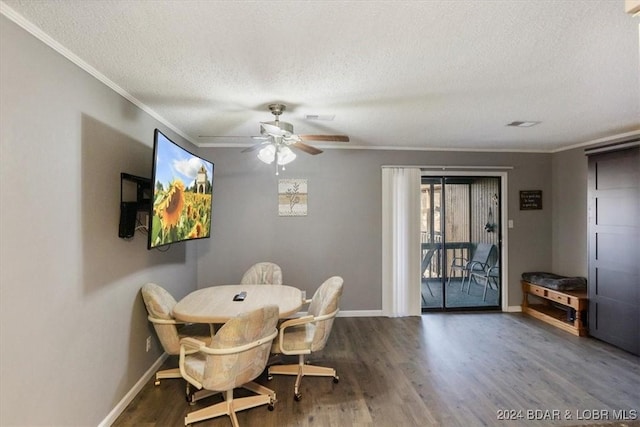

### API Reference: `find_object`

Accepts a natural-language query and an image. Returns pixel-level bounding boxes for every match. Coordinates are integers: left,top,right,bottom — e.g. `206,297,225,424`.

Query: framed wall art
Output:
278,178,307,216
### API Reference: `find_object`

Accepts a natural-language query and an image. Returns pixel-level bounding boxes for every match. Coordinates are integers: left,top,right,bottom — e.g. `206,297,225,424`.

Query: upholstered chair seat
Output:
271,323,316,353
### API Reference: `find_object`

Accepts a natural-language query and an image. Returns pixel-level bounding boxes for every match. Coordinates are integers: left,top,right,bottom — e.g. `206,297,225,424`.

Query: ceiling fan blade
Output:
261,122,291,138
292,141,323,155
241,140,270,153
283,133,301,143
298,134,350,142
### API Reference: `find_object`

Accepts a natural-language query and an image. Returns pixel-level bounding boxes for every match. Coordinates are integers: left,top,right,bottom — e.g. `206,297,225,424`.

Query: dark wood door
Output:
588,146,639,355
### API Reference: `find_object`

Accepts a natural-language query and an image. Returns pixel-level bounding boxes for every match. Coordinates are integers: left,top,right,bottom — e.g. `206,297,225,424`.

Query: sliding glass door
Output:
421,176,501,311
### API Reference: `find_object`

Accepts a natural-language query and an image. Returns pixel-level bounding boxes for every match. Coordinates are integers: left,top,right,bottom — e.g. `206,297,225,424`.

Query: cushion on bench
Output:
521,272,587,291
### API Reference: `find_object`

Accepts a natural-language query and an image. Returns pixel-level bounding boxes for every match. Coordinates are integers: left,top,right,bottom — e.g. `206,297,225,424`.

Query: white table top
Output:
173,284,303,323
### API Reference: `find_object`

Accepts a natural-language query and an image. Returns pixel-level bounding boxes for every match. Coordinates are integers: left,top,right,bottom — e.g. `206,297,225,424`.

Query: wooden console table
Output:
521,280,588,336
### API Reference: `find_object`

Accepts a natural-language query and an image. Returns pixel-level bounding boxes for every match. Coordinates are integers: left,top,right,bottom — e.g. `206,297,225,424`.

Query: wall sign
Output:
520,190,542,210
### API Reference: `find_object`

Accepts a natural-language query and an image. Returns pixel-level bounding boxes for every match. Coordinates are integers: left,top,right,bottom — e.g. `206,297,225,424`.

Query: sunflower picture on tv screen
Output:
148,129,214,249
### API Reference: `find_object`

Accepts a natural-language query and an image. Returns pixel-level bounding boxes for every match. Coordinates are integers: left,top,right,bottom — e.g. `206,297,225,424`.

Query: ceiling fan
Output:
241,103,349,174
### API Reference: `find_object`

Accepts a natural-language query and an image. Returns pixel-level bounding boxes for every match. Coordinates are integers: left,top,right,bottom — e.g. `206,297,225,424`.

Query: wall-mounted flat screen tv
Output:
148,129,214,249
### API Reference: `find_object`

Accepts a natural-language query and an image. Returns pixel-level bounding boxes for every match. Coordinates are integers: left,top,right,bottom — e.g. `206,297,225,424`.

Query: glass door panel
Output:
421,176,501,311
421,179,442,308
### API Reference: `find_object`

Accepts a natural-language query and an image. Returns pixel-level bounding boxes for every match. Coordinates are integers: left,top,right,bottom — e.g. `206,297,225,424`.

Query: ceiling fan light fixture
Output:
257,144,297,166
277,145,296,165
257,144,276,164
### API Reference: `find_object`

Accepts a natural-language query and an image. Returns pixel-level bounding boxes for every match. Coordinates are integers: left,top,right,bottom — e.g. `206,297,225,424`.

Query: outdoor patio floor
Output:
422,277,500,309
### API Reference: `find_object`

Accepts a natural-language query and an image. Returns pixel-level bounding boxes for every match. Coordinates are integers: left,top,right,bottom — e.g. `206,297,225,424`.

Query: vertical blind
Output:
381,167,421,317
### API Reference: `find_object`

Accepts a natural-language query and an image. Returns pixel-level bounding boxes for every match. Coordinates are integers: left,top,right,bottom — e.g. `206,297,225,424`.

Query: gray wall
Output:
196,147,553,309
551,146,589,277
0,17,199,426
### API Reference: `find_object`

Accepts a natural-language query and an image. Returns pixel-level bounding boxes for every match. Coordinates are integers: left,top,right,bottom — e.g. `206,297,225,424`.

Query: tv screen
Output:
148,129,214,249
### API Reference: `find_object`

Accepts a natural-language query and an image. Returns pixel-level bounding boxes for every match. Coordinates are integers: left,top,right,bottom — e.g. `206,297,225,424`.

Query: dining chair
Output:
240,262,283,285
179,305,279,427
268,276,343,401
140,283,212,387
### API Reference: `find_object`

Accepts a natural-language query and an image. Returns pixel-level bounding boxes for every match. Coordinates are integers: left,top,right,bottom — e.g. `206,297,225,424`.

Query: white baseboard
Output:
290,309,384,318
337,310,384,317
98,353,168,427
337,308,522,316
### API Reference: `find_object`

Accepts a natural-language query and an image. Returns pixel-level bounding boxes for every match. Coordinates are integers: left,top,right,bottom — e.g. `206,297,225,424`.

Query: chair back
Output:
202,305,279,391
240,262,283,285
308,276,344,352
141,283,181,354
471,243,494,263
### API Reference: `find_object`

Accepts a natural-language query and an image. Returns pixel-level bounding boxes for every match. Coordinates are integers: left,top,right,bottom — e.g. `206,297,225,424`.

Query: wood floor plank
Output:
113,313,640,426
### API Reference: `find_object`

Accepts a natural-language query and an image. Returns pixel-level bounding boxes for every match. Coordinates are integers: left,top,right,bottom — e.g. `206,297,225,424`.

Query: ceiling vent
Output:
304,114,335,121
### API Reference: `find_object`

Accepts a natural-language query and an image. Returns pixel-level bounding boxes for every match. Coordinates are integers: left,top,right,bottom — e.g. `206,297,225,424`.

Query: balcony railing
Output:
421,242,473,279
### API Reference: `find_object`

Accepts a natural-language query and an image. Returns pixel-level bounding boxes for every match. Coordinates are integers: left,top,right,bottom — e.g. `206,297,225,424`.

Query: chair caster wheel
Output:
268,404,275,411
154,380,160,386
267,374,273,381
187,391,198,405
294,393,302,401
185,388,197,405
333,375,339,383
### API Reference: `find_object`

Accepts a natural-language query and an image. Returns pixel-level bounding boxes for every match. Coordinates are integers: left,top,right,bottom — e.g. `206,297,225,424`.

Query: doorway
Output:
421,175,502,311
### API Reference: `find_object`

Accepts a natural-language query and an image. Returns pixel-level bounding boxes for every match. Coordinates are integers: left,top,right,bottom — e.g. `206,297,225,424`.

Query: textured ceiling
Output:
2,0,639,152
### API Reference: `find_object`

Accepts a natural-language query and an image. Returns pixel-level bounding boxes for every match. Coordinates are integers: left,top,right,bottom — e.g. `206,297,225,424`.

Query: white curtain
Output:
382,167,421,317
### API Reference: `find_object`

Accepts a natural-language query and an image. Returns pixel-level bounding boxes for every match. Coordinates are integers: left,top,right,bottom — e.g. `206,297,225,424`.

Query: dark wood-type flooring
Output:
113,313,640,427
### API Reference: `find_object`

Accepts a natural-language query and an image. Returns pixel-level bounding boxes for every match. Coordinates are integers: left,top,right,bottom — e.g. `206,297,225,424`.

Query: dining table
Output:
173,284,303,324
